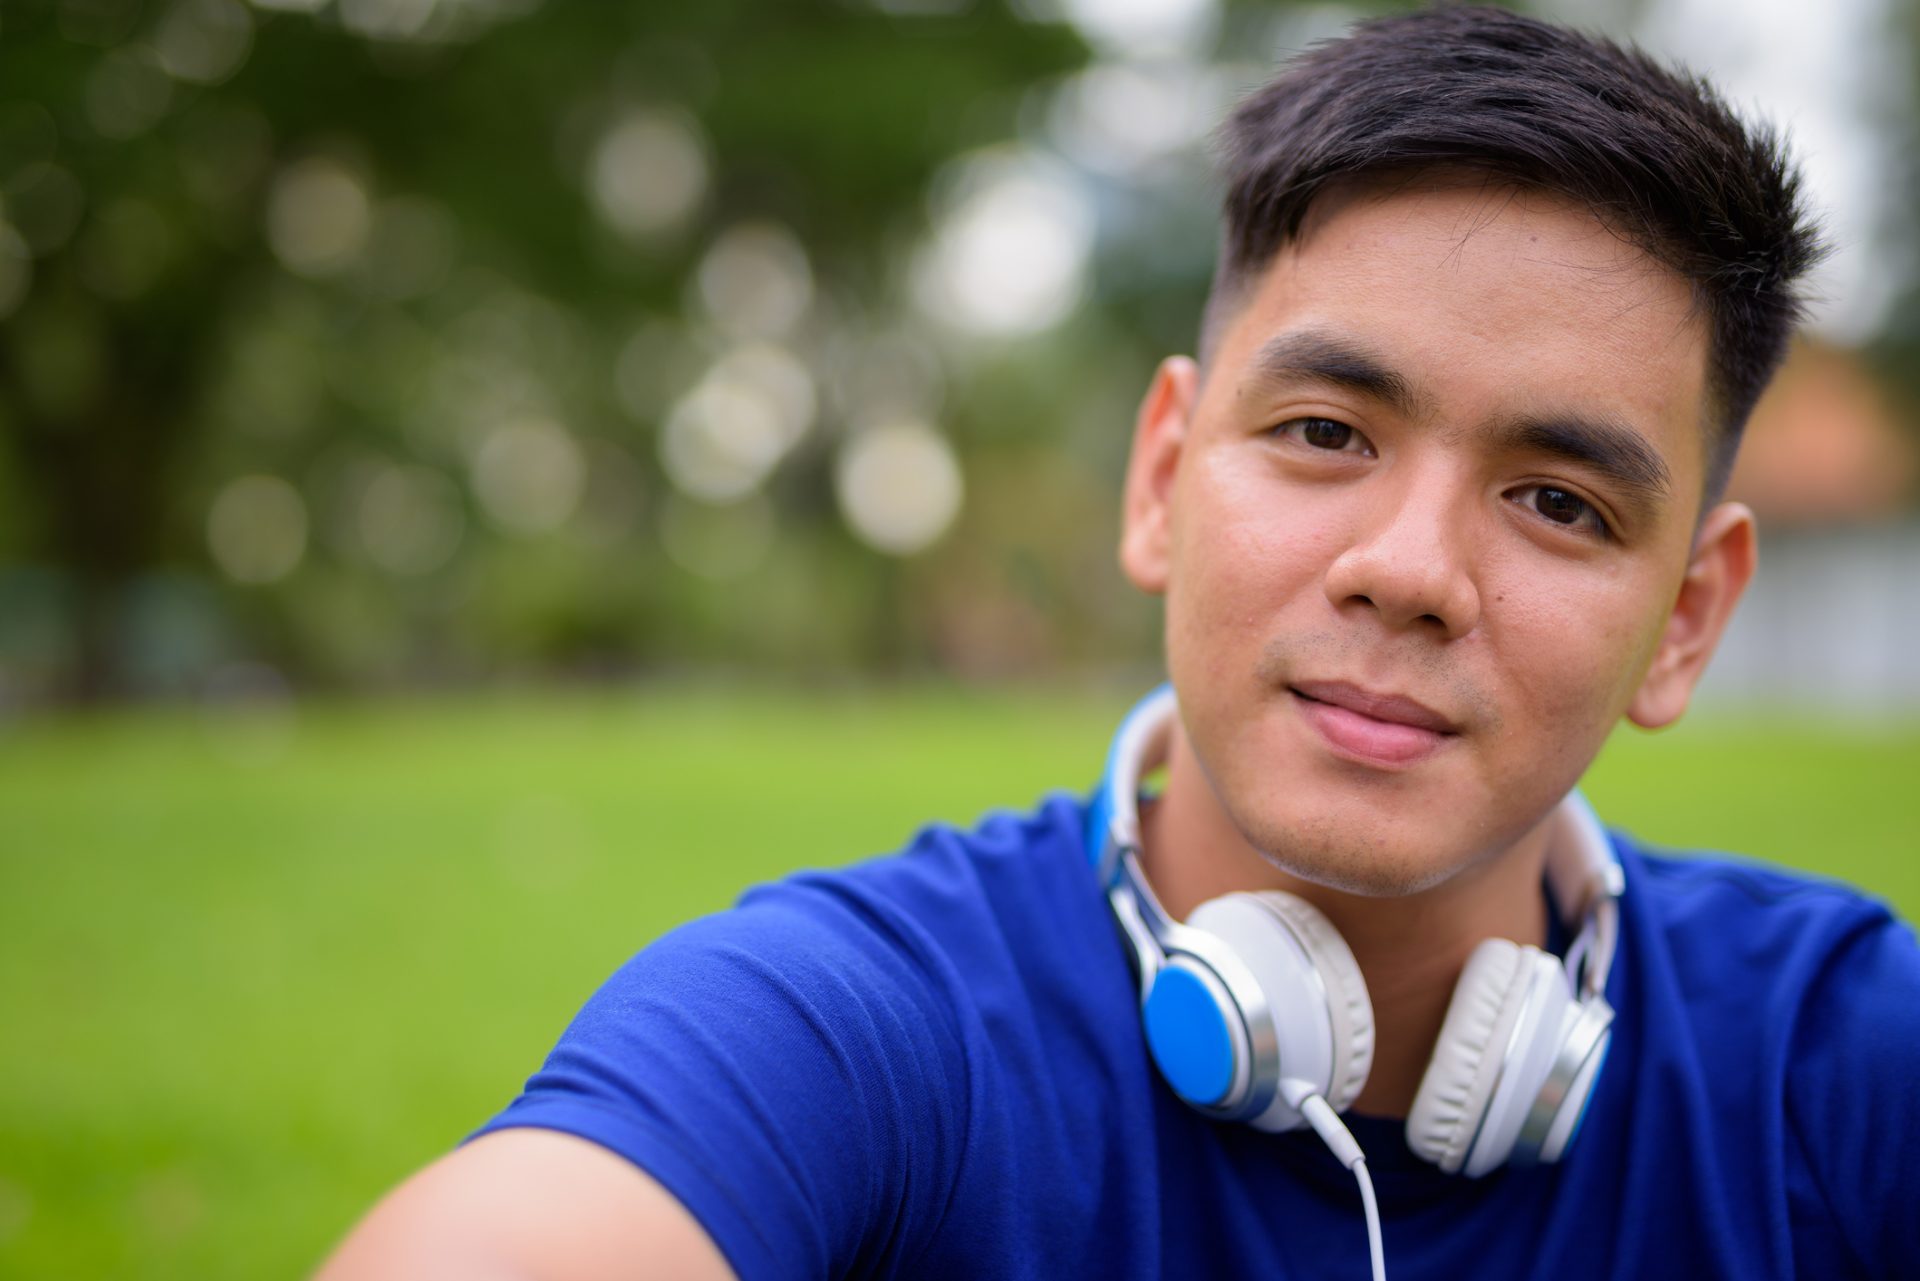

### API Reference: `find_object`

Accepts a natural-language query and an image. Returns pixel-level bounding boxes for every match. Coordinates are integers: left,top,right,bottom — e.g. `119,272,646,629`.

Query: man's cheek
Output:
1522,658,1636,778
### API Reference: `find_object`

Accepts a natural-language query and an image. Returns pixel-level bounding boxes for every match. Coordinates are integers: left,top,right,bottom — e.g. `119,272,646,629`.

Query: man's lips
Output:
1289,680,1460,734
1288,680,1460,766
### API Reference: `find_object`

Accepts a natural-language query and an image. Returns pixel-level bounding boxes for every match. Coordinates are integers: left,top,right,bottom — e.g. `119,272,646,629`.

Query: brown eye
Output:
1271,416,1373,458
1534,487,1589,524
1301,418,1353,450
1510,484,1609,540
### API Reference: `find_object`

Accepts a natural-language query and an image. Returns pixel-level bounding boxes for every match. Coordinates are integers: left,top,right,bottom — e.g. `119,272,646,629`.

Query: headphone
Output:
1089,686,1623,1178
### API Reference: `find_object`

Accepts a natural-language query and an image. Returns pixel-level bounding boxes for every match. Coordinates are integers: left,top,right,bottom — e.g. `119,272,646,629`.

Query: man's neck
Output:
1137,727,1551,1119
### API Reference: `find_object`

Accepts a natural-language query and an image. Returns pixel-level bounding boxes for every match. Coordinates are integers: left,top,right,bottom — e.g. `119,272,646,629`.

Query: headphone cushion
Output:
1406,938,1532,1174
1248,892,1375,1114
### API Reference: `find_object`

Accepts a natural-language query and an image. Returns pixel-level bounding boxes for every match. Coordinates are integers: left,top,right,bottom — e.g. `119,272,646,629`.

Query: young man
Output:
321,8,1920,1279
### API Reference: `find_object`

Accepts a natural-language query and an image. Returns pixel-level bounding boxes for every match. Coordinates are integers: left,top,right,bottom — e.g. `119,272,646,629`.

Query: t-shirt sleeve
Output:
1783,907,1920,1277
469,885,976,1281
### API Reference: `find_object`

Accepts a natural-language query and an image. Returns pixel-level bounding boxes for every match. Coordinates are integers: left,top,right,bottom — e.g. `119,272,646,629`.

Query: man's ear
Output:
1119,356,1200,596
1627,501,1757,729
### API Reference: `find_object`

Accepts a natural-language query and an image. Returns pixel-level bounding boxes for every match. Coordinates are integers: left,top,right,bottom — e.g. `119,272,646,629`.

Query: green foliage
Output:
0,689,1915,1277
0,0,1122,699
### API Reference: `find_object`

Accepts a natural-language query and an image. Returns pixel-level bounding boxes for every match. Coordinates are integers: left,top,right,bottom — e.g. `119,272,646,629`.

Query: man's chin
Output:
1249,839,1467,899
1228,804,1479,900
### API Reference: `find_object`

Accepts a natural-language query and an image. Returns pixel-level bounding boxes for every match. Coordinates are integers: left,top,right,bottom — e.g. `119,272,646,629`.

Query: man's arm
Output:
319,882,978,1280
315,1129,738,1281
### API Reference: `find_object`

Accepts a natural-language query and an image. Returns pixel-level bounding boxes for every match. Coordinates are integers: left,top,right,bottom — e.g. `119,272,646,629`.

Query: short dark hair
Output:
1208,4,1826,500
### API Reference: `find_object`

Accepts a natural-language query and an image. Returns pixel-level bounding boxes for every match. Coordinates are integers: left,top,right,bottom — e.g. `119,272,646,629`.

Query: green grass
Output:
0,686,1914,1279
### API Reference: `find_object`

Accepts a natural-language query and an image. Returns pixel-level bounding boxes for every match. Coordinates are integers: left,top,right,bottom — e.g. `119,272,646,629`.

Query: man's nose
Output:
1321,474,1482,639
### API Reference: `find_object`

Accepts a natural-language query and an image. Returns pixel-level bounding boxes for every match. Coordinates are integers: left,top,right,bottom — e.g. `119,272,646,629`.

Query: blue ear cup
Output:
1190,891,1375,1131
1135,891,1376,1132
1142,959,1243,1107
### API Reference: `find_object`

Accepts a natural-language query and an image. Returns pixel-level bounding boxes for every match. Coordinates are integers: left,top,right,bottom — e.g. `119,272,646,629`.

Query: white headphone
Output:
1090,686,1622,1178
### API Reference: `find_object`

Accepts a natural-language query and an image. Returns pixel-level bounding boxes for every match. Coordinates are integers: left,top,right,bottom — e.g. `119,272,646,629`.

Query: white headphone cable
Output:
1281,1079,1388,1281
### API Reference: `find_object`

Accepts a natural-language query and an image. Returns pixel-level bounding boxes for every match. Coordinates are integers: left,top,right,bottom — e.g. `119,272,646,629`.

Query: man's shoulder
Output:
713,790,1100,963
618,789,1117,1045
1608,834,1920,1272
1614,830,1905,953
752,790,1093,913
1611,827,1919,1064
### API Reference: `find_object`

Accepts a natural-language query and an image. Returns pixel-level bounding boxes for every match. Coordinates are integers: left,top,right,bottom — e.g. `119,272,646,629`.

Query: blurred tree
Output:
0,0,1088,699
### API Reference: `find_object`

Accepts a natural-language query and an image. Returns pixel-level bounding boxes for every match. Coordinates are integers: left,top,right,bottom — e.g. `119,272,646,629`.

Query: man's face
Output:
1122,179,1737,896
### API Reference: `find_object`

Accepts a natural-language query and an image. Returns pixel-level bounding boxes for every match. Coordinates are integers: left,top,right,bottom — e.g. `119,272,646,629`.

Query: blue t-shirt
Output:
475,794,1920,1279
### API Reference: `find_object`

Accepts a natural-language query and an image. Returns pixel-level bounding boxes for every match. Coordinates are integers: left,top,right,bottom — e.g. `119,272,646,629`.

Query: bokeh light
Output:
706,343,816,445
154,0,255,86
1060,0,1220,56
834,419,964,556
914,147,1095,337
84,46,174,140
658,342,816,504
588,109,709,241
660,374,792,503
1047,61,1221,178
694,222,814,340
356,463,466,576
470,418,587,535
206,474,309,585
338,0,439,40
266,156,372,278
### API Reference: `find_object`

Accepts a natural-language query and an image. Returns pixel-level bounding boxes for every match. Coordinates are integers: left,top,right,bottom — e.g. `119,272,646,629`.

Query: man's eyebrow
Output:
1245,330,1426,419
1496,413,1674,517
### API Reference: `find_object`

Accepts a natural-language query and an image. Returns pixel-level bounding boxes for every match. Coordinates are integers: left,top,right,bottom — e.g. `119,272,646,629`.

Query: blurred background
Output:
0,0,1915,1275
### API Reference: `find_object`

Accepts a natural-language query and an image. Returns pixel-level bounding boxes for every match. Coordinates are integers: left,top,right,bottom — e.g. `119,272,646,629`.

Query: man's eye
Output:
1275,417,1371,454
1513,485,1609,538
